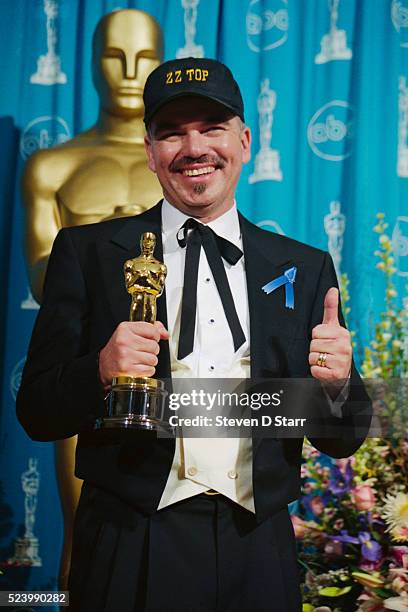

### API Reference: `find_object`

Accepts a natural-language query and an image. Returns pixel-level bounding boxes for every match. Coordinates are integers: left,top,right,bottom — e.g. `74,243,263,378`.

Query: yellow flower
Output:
390,525,408,542
382,493,408,532
351,571,384,588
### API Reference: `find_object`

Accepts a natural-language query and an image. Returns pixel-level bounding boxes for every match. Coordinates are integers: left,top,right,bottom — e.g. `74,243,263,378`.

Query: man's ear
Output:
144,135,157,173
241,126,251,164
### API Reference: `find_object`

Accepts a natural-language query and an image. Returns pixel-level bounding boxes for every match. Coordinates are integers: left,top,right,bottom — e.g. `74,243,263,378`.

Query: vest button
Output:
228,470,238,479
187,466,198,477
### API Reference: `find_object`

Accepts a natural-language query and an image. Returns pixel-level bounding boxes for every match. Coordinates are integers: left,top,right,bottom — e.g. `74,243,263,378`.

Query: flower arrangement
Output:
296,214,408,612
361,213,407,380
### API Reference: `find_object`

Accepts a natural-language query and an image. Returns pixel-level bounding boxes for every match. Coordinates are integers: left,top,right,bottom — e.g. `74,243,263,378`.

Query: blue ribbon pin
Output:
262,266,297,309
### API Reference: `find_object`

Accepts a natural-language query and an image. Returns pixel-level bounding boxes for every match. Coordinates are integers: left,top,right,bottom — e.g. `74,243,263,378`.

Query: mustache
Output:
170,155,226,173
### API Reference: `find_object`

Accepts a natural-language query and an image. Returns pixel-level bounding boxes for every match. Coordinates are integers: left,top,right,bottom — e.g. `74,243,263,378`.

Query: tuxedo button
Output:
227,470,238,480
187,466,198,477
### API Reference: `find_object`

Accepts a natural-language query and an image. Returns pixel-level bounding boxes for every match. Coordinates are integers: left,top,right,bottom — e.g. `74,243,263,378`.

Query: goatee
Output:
193,183,207,195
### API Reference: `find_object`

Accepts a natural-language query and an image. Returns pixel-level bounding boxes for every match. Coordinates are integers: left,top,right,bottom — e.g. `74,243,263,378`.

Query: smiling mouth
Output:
182,166,216,177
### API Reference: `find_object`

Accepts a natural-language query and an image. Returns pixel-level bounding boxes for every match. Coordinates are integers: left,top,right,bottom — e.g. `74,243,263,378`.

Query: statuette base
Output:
8,537,42,567
30,54,67,85
249,149,283,184
95,377,172,434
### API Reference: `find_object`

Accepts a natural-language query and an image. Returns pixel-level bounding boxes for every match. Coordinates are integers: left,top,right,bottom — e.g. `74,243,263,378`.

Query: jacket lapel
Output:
97,201,171,380
239,213,305,455
240,213,304,378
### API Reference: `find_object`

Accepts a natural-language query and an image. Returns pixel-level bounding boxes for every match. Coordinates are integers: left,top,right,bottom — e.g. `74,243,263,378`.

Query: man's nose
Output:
182,131,207,157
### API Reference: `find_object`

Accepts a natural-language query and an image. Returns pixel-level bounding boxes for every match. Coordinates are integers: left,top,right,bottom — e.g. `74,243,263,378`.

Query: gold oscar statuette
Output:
95,232,171,432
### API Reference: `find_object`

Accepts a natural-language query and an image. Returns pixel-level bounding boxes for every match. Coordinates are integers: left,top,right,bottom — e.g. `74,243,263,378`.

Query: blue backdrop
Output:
0,0,407,602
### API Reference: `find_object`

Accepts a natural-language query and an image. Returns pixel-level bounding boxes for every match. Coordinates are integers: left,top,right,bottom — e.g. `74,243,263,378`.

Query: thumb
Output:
322,287,340,325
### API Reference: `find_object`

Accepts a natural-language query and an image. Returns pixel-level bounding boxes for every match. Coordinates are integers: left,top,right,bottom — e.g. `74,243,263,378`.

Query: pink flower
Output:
357,593,385,612
388,567,408,579
336,457,355,474
309,496,325,516
351,485,376,511
390,547,408,569
359,559,383,572
333,518,344,530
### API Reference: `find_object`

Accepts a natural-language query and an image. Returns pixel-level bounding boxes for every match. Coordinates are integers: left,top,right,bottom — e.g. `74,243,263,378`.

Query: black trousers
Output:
68,484,302,612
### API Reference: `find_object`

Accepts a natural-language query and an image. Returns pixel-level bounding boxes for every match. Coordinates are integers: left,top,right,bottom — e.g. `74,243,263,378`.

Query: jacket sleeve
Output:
16,228,106,441
306,252,372,458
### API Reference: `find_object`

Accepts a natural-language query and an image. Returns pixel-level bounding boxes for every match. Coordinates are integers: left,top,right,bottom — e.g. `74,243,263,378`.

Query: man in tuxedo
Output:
17,58,371,612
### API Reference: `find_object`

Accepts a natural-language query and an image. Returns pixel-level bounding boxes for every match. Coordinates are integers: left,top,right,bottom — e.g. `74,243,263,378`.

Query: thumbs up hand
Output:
309,287,352,383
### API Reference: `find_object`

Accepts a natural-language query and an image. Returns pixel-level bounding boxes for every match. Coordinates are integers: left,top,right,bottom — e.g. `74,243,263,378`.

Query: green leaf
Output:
373,588,395,599
318,586,352,597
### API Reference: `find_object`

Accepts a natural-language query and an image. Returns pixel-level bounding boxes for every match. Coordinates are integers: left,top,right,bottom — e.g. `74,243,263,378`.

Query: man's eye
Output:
204,126,224,135
158,132,181,140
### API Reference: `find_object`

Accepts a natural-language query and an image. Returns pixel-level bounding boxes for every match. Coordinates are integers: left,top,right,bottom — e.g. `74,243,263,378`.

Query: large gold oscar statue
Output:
21,9,163,588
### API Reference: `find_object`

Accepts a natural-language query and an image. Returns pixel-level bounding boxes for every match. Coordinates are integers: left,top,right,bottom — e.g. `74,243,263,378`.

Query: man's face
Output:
93,11,162,117
144,97,251,220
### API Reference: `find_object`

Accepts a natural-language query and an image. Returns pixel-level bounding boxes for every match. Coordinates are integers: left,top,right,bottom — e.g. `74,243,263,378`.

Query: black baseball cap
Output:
143,57,245,125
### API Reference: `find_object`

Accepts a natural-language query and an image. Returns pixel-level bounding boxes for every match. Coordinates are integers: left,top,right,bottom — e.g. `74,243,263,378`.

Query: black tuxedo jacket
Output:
17,202,371,523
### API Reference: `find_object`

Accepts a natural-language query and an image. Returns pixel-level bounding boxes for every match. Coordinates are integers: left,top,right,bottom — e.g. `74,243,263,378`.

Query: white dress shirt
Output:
157,199,255,512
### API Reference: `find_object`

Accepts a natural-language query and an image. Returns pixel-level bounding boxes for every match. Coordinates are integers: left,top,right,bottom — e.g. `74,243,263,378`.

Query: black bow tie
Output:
176,217,246,360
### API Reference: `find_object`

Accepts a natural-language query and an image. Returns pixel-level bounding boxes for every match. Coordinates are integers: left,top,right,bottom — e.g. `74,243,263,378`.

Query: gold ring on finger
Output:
316,352,328,368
